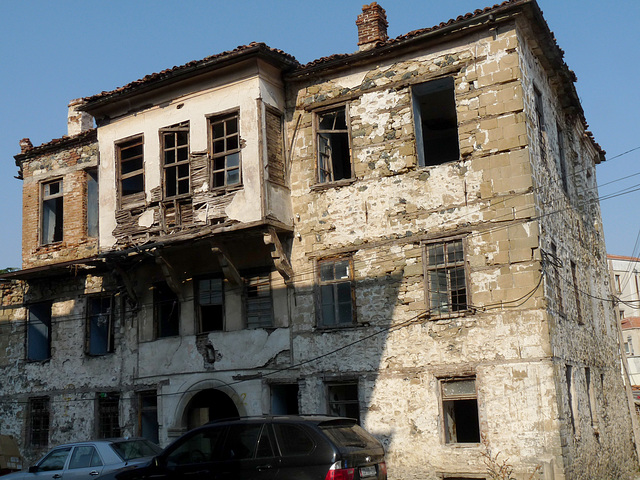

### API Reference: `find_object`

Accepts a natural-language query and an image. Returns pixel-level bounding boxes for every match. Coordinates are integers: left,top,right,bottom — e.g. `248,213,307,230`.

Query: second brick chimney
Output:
356,2,388,51
67,98,93,136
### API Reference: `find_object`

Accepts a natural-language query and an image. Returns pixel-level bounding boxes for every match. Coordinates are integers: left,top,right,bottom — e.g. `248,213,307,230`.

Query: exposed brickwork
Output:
356,2,389,50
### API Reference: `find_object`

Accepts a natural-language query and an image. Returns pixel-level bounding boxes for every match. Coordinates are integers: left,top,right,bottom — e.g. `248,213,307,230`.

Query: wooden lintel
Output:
211,246,243,285
264,227,294,284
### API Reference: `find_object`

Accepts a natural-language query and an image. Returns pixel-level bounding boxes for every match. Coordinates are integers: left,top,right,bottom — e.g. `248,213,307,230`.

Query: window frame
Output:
326,381,361,424
116,134,145,206
209,111,242,190
41,178,64,245
314,103,353,185
161,123,191,200
153,282,180,339
86,295,114,356
412,76,460,168
195,276,225,333
97,392,121,439
316,255,356,328
28,396,50,447
439,376,480,445
138,390,159,444
86,168,99,238
423,237,469,318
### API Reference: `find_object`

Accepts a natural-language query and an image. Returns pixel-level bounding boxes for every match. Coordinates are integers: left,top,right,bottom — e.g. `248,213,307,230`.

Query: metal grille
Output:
29,397,50,447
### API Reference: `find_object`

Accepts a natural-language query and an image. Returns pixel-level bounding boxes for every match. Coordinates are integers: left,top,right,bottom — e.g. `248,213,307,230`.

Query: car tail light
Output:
325,461,355,480
379,461,387,477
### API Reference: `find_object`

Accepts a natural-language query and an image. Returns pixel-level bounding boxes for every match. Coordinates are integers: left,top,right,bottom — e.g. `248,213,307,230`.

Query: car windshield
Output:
110,439,162,461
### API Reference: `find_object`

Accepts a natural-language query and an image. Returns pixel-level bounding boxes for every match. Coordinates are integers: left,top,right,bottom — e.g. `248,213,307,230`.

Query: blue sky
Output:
1,0,638,269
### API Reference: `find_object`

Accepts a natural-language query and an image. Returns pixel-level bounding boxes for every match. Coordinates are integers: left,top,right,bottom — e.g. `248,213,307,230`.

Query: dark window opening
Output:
154,282,180,338
271,384,299,415
197,278,224,332
246,273,273,328
318,257,354,327
27,302,52,361
317,106,351,183
163,126,190,198
28,397,50,447
551,242,564,317
413,77,460,167
118,136,144,197
556,125,568,194
211,114,241,188
570,261,583,324
425,239,467,316
87,296,114,356
534,86,547,164
138,391,159,444
87,169,99,238
327,382,360,424
566,364,575,434
98,392,121,438
441,377,480,444
42,179,63,244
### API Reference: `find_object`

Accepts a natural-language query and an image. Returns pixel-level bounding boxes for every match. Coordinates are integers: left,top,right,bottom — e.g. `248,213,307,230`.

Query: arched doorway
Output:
185,388,239,430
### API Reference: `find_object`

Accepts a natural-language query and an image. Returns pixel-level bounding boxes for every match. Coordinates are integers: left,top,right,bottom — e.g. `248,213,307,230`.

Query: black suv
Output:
114,416,387,480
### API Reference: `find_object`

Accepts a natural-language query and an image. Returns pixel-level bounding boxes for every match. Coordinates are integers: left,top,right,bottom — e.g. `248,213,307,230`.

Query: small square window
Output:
316,106,351,183
318,257,354,327
441,377,480,444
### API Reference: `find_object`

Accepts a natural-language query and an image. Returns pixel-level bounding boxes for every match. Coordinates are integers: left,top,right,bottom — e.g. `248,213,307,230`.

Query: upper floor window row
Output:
313,77,460,186
115,113,243,205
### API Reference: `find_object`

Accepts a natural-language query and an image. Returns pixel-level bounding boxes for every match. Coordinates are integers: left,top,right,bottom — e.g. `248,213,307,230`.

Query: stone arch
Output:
172,379,245,434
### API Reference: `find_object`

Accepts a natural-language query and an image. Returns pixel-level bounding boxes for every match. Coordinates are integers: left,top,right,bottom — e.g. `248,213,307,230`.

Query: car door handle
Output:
90,471,100,476
257,464,273,471
52,475,62,479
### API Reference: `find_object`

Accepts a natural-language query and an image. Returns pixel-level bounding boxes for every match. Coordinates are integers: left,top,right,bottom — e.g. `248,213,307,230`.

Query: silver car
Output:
2,438,161,480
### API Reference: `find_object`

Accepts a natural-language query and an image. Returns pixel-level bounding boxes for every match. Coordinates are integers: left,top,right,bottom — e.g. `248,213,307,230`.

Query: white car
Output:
2,438,161,480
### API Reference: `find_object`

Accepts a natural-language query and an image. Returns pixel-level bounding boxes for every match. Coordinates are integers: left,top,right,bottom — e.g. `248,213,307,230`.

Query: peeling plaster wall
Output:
285,20,636,480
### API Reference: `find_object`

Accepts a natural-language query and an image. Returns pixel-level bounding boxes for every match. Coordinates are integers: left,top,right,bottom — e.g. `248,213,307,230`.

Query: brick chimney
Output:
356,2,388,51
67,98,93,136
19,138,33,154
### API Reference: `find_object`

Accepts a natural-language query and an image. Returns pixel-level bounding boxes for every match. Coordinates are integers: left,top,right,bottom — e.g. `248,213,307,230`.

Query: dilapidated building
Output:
1,1,638,478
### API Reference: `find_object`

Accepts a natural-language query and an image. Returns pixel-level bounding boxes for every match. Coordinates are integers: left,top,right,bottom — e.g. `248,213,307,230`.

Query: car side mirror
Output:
28,466,39,473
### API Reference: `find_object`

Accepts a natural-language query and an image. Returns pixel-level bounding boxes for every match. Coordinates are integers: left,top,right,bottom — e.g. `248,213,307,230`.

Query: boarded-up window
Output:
27,302,52,361
246,273,273,328
42,179,63,244
266,108,285,186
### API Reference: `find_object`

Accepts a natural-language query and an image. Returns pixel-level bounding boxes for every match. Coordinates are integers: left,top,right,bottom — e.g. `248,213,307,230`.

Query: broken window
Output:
154,282,180,338
117,136,144,199
41,179,63,245
87,168,99,238
425,239,467,316
138,391,159,444
318,257,354,327
28,396,50,447
197,277,224,332
316,106,351,183
97,392,121,438
441,377,480,444
412,77,460,167
271,384,299,415
86,296,114,356
162,124,190,198
246,273,273,329
327,382,360,424
210,113,241,188
27,301,52,361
